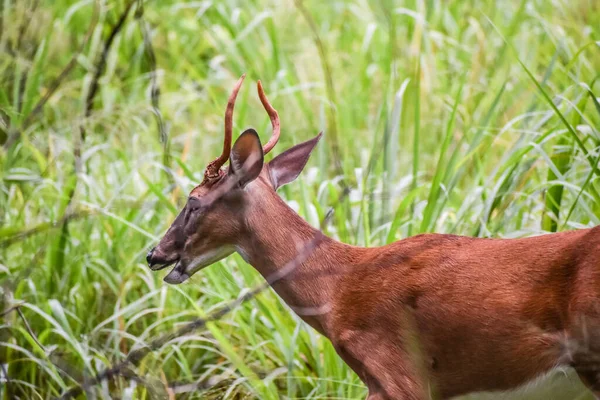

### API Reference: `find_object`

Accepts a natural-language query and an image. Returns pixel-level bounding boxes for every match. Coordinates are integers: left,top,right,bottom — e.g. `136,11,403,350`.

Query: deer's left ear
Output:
229,128,264,187
267,132,322,190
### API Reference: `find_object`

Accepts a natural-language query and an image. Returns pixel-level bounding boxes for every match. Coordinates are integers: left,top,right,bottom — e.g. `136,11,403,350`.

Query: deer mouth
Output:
149,259,178,271
164,261,190,285
163,246,236,285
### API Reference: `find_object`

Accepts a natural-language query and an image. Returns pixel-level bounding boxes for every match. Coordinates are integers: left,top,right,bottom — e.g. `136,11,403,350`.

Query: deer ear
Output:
229,128,264,187
268,132,322,190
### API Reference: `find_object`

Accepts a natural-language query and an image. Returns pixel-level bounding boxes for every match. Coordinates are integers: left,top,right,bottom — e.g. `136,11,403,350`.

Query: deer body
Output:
329,228,600,399
147,76,600,399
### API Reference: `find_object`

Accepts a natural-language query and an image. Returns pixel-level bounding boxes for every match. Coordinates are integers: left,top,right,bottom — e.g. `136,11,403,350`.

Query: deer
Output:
146,75,600,400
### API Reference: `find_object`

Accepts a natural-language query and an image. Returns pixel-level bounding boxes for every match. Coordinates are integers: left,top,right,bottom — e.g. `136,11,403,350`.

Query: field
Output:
1,0,600,398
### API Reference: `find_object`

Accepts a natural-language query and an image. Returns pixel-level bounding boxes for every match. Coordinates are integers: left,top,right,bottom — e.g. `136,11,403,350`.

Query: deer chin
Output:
163,246,235,284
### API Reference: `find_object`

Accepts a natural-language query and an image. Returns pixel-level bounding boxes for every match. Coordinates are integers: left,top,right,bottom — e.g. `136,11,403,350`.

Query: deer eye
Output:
187,197,202,213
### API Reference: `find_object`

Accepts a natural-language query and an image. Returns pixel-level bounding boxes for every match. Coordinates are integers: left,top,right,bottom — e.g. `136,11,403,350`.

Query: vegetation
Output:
1,0,599,398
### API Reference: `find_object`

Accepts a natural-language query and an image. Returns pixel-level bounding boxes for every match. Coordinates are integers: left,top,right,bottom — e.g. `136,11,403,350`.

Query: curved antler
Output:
205,74,246,179
257,80,280,155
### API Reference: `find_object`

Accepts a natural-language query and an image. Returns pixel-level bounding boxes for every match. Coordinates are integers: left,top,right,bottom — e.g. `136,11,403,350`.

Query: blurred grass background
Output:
1,0,600,398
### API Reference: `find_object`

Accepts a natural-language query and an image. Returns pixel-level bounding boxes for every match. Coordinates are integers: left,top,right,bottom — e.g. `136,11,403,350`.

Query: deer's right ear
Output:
268,132,322,190
229,128,264,188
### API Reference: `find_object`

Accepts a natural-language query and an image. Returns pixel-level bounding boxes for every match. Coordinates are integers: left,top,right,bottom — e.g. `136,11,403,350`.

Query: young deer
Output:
147,75,600,400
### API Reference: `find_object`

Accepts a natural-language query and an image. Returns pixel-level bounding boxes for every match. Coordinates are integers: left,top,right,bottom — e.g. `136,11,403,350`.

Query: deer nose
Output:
146,247,178,271
146,247,156,266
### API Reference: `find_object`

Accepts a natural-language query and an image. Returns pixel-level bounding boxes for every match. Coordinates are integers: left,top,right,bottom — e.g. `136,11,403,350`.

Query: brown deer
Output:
146,75,600,400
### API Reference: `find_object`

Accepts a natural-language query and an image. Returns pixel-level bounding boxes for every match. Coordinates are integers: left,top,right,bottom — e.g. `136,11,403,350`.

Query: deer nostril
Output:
146,247,155,266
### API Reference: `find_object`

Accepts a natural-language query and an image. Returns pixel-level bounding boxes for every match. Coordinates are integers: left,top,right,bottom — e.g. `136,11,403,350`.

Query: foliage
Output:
1,0,599,398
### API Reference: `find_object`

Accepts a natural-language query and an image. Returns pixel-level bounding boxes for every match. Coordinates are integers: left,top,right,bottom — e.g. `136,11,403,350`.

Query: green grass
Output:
1,0,600,398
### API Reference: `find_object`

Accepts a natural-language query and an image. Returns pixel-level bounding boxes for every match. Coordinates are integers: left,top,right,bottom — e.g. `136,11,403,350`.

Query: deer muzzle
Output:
146,246,179,271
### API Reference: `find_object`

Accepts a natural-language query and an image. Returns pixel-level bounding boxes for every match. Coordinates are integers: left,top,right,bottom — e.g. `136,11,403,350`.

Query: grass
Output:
1,0,600,398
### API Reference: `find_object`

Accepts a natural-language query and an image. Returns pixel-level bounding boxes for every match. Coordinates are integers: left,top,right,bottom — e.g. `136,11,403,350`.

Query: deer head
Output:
146,75,322,284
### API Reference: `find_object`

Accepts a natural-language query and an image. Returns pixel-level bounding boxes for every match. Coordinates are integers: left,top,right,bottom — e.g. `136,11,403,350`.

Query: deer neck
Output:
235,191,360,333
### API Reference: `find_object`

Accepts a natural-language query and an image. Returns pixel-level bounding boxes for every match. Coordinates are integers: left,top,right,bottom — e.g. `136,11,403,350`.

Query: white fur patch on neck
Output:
186,246,235,275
